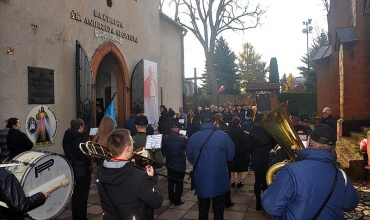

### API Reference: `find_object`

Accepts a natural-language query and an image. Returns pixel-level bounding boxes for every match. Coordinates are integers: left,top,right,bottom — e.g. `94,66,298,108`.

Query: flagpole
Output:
110,92,117,102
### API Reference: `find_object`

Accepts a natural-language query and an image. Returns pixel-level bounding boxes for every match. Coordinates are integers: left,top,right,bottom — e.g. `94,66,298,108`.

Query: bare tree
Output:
163,0,265,104
321,0,329,14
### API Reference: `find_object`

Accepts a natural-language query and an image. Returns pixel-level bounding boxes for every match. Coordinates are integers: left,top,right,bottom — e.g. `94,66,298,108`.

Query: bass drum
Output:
6,151,74,219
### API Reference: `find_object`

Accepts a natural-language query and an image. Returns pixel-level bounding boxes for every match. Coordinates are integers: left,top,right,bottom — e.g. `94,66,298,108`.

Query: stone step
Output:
337,136,357,153
360,126,370,135
336,135,367,180
349,131,367,143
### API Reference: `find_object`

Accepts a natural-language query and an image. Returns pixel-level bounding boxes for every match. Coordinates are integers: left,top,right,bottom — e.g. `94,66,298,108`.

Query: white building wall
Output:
0,0,183,154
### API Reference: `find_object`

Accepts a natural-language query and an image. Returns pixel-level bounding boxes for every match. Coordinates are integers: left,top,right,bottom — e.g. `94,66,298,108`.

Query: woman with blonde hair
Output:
186,109,195,138
92,115,115,167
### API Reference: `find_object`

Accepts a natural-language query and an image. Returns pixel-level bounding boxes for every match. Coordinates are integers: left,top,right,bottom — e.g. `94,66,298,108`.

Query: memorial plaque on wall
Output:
28,67,55,104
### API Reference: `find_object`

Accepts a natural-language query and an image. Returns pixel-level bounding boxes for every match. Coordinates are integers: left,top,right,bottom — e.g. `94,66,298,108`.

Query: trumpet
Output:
79,141,191,182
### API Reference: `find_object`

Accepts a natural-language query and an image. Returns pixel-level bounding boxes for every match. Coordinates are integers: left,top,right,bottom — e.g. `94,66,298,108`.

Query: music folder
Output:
145,134,162,149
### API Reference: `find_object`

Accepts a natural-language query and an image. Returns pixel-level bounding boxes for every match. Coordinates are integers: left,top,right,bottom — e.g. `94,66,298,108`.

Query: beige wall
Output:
0,0,183,154
158,13,184,111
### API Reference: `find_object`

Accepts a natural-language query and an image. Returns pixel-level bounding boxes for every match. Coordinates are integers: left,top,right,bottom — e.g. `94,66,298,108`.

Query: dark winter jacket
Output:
161,117,176,136
186,123,235,198
262,148,359,220
158,111,167,134
322,115,337,136
222,112,233,124
6,129,33,160
0,169,46,220
62,128,91,183
162,131,187,171
227,126,248,172
249,126,274,172
94,161,163,220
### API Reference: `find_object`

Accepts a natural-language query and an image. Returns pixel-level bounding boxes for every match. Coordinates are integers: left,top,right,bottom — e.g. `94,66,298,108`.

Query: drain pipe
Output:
181,28,188,112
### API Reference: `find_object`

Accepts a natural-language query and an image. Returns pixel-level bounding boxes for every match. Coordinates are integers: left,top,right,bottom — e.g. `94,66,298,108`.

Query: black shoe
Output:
231,183,235,188
225,201,234,208
174,200,185,206
256,203,262,211
236,182,244,188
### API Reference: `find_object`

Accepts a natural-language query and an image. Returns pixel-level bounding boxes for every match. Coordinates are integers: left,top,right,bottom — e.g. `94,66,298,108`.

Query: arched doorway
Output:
91,42,130,127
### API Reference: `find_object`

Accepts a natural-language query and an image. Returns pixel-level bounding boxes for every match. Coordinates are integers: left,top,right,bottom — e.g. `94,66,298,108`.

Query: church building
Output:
0,0,186,154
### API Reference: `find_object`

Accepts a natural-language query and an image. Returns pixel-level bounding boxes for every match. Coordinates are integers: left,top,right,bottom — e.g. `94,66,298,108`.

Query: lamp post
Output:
233,84,237,107
302,19,313,73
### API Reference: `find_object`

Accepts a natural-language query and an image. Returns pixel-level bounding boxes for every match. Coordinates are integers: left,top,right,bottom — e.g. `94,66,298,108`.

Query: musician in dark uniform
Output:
94,129,163,220
0,168,49,220
62,118,91,220
162,121,187,206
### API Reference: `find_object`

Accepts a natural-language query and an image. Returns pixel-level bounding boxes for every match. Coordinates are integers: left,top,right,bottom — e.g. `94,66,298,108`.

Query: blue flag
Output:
104,101,117,127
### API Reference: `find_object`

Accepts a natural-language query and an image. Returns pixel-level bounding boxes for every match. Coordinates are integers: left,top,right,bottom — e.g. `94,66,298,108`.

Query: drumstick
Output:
47,179,70,194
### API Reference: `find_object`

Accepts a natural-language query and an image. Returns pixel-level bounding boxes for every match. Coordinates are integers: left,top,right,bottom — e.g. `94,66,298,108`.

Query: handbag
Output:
190,129,217,191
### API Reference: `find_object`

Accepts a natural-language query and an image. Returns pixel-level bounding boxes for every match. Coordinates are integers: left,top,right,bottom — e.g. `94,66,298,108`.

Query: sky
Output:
180,0,328,81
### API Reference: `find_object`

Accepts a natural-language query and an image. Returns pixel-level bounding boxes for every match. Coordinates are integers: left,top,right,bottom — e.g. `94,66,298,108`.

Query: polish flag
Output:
218,85,226,93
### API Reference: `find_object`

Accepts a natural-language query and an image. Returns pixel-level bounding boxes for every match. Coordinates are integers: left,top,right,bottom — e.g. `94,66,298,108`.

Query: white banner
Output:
143,60,159,129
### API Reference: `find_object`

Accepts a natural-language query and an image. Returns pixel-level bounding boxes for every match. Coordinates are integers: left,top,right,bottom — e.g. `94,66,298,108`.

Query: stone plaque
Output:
28,67,55,104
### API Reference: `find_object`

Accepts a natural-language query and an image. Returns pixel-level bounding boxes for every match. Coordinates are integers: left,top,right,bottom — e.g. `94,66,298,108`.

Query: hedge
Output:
278,92,317,119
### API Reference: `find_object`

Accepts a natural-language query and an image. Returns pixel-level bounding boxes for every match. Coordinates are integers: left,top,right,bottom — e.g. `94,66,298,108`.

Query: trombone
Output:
79,141,191,183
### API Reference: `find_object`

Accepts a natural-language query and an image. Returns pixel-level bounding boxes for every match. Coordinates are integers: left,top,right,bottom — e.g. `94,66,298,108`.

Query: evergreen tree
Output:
269,57,279,83
238,42,267,84
298,31,329,92
202,37,239,95
280,73,287,93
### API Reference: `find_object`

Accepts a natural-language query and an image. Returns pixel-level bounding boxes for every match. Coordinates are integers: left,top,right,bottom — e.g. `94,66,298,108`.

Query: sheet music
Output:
145,134,162,149
89,128,98,136
178,119,185,124
148,119,156,125
179,130,187,136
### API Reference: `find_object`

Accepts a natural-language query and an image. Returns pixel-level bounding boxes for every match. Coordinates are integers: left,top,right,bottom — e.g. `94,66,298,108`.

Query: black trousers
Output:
198,193,227,220
226,162,232,204
254,171,267,205
72,182,90,220
167,169,185,203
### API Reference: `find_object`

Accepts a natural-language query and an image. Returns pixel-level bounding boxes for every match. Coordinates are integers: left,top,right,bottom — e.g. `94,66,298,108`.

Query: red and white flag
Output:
218,85,226,93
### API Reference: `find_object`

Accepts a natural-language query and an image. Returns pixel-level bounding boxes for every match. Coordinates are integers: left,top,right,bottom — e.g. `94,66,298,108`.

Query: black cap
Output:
300,115,309,122
172,121,182,129
135,115,148,125
200,112,215,123
294,124,307,135
167,110,176,117
309,124,336,146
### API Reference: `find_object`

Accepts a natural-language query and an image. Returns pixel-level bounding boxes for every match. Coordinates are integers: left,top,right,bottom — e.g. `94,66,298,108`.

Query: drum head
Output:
7,151,74,219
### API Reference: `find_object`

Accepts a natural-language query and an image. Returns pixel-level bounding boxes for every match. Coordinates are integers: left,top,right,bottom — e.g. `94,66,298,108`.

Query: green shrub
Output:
278,93,317,119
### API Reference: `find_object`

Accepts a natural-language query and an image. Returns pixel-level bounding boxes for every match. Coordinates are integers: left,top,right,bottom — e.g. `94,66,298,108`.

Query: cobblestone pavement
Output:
345,180,370,220
53,165,370,220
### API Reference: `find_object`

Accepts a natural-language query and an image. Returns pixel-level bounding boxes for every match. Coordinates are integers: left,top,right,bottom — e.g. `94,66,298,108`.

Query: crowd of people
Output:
0,104,360,220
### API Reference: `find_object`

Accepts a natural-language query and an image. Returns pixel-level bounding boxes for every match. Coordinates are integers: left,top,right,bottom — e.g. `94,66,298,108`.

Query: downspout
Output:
181,28,188,111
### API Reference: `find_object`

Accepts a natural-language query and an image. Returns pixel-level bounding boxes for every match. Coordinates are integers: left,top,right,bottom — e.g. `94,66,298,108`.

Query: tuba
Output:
253,100,305,185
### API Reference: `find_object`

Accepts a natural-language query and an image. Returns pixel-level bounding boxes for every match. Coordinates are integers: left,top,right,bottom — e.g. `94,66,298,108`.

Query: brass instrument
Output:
79,141,191,182
215,118,228,131
253,100,305,185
